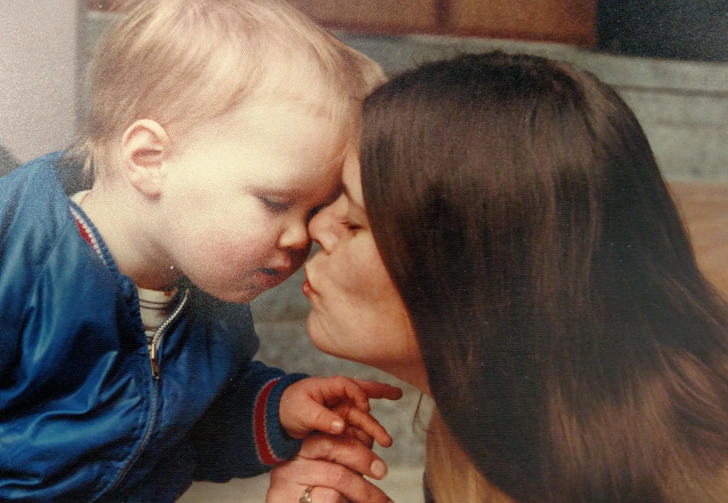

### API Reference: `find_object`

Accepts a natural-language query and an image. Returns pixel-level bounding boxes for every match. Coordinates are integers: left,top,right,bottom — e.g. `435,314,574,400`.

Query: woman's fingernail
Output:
370,459,387,479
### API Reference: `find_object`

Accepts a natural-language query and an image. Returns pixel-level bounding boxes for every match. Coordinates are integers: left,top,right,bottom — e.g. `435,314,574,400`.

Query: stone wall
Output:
340,33,728,181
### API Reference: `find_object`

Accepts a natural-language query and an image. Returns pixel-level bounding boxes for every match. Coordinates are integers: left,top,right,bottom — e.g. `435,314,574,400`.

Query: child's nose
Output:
279,221,310,251
308,205,339,253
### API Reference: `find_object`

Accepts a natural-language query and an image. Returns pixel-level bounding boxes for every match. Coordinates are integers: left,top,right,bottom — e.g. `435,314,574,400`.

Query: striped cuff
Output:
253,373,307,465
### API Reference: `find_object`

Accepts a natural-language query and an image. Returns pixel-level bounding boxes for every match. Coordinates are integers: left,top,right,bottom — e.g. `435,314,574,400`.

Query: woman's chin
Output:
306,319,362,362
305,316,339,355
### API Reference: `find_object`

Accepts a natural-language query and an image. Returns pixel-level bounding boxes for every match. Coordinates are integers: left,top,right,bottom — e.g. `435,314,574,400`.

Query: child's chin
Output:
204,284,263,304
253,269,291,290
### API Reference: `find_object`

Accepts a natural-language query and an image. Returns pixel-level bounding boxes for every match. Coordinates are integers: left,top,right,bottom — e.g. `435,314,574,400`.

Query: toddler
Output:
0,0,396,501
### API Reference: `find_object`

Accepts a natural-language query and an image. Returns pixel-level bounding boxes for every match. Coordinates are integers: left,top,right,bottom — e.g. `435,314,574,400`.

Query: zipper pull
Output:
147,288,189,380
149,343,161,379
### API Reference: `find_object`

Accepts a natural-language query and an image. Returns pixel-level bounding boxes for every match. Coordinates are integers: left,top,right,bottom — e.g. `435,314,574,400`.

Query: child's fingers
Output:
331,404,375,447
337,406,393,447
312,406,349,436
344,424,375,449
329,378,402,412
313,377,403,413
350,379,404,401
280,376,402,439
335,378,372,411
311,376,370,411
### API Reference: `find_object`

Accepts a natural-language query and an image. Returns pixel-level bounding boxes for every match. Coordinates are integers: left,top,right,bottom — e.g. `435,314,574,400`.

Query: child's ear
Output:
121,119,171,197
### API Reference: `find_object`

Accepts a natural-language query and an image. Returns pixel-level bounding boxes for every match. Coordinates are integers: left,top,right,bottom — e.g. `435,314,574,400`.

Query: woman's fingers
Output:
350,379,403,401
298,433,387,479
267,457,392,503
306,486,350,503
266,434,394,503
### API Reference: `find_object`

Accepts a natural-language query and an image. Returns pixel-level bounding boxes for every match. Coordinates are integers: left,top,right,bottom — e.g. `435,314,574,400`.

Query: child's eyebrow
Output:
253,186,300,197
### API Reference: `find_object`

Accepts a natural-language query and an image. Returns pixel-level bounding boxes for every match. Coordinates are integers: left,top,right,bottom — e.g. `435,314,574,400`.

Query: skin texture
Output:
303,150,429,393
82,99,346,301
267,433,393,503
279,376,401,444
267,149,428,503
80,98,405,480
269,50,728,502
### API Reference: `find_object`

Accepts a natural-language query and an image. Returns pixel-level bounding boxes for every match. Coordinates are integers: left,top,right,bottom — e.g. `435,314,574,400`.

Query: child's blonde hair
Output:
74,0,385,180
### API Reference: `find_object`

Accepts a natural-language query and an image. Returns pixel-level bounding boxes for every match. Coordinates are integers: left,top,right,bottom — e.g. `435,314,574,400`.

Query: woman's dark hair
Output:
361,51,728,502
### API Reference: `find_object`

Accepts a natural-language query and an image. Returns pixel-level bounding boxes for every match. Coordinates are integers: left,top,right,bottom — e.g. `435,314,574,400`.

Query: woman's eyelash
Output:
342,219,361,231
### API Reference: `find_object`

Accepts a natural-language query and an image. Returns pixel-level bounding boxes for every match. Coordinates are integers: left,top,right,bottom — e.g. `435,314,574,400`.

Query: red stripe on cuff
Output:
254,378,281,465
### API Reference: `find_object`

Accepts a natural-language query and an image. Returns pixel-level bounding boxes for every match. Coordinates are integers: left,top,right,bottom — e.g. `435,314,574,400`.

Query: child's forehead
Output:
259,71,343,114
226,91,356,144
182,96,355,167
258,48,359,107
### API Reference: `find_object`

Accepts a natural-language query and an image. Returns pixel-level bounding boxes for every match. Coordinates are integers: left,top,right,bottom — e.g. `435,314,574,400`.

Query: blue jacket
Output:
0,153,304,502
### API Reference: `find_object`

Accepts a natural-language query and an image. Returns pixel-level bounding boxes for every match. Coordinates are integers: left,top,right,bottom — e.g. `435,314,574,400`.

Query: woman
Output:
268,51,728,503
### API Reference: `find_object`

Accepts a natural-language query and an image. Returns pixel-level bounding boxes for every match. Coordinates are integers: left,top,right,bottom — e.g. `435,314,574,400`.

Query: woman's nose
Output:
308,203,340,252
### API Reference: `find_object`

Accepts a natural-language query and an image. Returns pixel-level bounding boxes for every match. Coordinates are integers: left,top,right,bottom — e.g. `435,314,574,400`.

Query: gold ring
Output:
299,486,313,503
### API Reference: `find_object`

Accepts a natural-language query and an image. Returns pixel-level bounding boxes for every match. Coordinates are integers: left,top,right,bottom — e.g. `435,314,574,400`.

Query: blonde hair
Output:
426,409,516,503
73,0,385,180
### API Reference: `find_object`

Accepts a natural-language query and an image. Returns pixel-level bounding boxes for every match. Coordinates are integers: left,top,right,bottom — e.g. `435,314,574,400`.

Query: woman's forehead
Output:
341,150,364,207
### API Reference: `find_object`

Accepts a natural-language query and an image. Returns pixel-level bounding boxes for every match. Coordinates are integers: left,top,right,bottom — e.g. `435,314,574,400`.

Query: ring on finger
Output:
299,486,313,503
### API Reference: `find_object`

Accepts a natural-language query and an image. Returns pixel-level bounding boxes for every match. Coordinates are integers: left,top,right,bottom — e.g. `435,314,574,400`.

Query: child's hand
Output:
279,376,402,446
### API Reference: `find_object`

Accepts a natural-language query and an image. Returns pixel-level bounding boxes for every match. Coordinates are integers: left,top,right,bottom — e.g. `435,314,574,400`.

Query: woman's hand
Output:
267,433,394,503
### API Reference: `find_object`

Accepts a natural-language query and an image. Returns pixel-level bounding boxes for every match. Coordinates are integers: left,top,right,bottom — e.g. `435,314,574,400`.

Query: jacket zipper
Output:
95,288,190,501
148,288,189,379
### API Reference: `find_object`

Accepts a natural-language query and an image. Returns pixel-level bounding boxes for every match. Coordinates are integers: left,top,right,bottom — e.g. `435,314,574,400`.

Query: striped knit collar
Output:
69,198,115,270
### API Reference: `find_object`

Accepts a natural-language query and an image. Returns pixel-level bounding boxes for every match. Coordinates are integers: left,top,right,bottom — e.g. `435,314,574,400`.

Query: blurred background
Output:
2,1,727,501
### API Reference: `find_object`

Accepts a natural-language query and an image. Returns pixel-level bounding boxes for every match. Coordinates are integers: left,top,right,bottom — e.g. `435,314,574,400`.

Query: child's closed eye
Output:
260,196,290,213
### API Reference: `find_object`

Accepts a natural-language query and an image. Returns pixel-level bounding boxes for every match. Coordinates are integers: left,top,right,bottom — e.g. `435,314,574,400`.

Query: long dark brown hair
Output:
361,51,728,502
